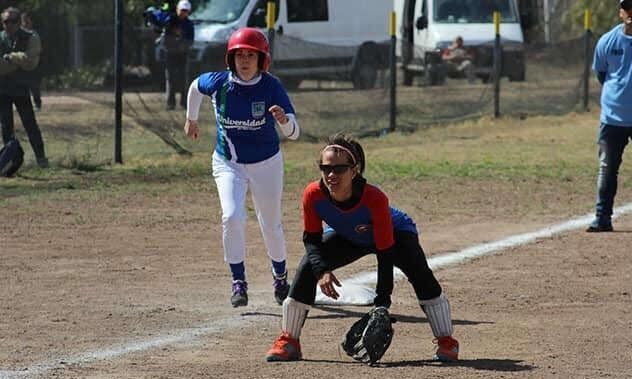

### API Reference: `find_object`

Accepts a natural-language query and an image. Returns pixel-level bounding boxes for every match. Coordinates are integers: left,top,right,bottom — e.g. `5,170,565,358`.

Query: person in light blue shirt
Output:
184,28,300,307
587,0,632,232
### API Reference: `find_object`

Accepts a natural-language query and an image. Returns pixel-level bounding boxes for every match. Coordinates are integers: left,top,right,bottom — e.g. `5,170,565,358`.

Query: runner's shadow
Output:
383,358,535,372
243,307,491,327
299,358,358,365
310,305,490,327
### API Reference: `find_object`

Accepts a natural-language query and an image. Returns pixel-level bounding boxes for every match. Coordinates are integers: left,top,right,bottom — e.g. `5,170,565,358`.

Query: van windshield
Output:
433,0,518,23
190,0,249,23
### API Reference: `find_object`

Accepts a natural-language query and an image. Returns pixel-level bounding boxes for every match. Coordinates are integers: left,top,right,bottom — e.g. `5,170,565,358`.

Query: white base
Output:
314,282,376,306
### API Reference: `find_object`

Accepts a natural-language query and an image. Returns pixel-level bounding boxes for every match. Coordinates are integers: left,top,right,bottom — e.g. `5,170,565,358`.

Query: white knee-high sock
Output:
420,293,454,337
282,297,310,339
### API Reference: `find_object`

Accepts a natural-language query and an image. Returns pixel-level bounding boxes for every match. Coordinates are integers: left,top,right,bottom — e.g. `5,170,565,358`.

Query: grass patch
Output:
3,94,631,221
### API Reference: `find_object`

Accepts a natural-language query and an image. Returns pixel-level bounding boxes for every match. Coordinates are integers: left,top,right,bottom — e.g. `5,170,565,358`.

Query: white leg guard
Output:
282,297,310,339
420,293,454,337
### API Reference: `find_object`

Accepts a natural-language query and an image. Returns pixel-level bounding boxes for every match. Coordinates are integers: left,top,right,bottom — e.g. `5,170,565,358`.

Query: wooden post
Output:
389,11,397,132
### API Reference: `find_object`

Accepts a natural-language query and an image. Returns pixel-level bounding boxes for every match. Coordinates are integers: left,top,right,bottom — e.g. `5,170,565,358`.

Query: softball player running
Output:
265,134,458,362
184,28,299,307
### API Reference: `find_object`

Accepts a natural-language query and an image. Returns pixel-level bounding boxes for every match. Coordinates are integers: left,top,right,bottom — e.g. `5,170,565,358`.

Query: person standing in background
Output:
587,0,632,232
0,7,47,168
20,11,41,111
144,0,194,110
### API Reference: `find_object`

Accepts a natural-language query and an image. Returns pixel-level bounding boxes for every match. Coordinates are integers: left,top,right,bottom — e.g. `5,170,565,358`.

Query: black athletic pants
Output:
0,93,46,160
165,53,187,109
288,230,442,305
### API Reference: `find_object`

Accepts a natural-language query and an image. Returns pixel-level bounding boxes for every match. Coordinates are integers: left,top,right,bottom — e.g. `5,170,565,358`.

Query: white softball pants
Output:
212,150,288,265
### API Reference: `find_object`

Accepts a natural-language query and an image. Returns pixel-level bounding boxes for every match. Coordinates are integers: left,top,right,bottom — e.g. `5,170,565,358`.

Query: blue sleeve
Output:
197,72,226,96
592,34,608,73
148,9,172,27
271,76,295,115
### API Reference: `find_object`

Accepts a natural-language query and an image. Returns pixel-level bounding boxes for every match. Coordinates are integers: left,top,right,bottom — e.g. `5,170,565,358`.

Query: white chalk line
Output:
315,203,632,305
0,316,258,379
2,203,631,379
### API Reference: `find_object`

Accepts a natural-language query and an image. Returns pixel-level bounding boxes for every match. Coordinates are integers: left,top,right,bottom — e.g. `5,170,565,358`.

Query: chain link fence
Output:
16,1,607,167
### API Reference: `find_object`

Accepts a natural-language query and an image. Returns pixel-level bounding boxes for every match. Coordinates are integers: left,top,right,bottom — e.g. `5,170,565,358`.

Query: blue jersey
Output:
197,71,295,163
593,24,632,126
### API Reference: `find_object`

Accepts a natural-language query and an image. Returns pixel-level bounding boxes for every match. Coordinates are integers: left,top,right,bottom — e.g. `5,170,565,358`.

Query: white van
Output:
188,0,393,89
394,0,526,85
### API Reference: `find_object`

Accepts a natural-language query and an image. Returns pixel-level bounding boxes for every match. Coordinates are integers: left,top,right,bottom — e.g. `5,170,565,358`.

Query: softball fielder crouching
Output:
265,134,459,362
184,27,299,307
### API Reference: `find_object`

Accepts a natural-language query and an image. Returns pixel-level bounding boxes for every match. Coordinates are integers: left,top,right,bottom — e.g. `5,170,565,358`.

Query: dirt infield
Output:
2,90,632,378
2,174,632,379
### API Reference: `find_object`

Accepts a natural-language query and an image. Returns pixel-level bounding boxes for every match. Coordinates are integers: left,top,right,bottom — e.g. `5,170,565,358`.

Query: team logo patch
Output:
251,101,266,118
355,224,371,233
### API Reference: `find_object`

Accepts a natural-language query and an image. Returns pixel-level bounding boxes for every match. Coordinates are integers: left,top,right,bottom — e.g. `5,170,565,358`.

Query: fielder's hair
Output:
320,133,366,174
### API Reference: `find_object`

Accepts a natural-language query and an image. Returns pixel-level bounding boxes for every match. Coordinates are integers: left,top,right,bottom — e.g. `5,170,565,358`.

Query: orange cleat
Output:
434,336,459,362
266,332,302,362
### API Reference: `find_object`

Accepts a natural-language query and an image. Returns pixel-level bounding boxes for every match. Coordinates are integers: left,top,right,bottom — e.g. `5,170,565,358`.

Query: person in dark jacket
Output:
145,0,194,110
20,11,41,111
0,7,47,168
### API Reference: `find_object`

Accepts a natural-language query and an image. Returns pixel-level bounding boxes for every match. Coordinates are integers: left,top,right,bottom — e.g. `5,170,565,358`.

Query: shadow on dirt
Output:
298,357,534,372
383,358,535,371
243,307,491,328
311,306,490,327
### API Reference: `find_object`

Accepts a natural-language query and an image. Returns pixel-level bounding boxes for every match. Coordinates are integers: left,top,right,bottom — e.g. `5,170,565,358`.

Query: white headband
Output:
323,144,357,165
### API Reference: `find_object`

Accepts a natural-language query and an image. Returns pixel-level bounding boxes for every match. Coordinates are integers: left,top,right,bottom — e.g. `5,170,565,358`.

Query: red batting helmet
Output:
225,27,271,72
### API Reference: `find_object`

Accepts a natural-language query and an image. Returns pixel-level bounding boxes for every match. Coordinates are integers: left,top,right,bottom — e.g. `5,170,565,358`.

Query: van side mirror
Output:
415,16,428,30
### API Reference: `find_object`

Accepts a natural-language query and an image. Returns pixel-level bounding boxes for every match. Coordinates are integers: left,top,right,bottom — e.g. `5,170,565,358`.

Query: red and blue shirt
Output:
302,180,417,249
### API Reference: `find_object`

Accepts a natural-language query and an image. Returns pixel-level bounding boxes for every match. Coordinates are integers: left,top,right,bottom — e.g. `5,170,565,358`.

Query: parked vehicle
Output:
394,0,526,85
188,0,392,89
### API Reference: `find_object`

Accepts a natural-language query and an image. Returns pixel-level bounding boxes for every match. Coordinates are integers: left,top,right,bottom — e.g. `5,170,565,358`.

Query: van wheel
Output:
403,69,414,86
508,69,525,82
279,77,302,90
426,63,446,86
352,62,377,89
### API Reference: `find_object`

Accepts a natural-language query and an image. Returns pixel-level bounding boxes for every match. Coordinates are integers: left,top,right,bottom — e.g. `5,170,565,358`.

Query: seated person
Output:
441,36,475,82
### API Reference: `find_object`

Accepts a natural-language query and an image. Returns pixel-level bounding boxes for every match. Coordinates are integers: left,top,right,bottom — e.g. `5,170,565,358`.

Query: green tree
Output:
562,0,622,38
0,0,204,84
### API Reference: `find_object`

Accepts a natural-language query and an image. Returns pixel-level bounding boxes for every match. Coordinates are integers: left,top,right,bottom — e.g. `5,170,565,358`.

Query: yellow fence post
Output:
266,2,276,68
266,1,275,30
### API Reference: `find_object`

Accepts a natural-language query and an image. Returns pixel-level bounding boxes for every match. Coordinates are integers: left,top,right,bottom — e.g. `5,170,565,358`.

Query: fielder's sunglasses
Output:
622,0,632,11
319,164,352,174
